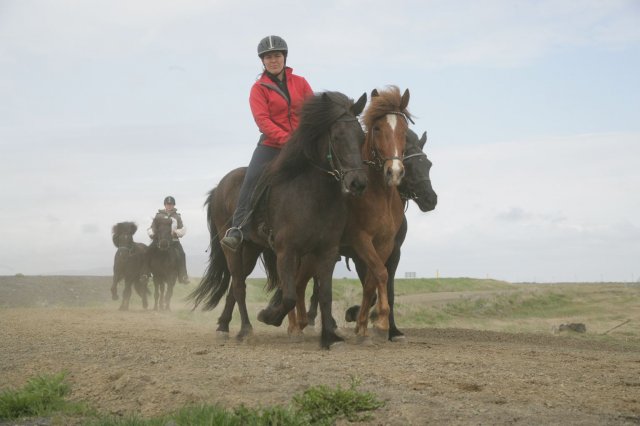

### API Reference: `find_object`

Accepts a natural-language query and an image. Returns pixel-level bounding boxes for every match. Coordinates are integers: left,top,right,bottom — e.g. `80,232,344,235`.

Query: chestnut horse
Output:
339,86,411,341
111,221,150,311
189,91,368,349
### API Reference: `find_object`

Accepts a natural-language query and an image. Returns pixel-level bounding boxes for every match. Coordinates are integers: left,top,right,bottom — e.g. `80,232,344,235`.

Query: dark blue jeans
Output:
231,143,280,232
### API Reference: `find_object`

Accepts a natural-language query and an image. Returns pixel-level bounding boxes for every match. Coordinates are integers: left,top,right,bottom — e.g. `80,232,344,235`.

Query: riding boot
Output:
221,227,245,252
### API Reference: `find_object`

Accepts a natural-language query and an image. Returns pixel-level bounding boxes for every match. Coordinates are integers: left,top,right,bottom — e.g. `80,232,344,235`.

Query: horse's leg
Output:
229,273,252,341
111,273,120,301
352,241,390,341
233,248,262,341
386,216,407,342
258,249,297,327
134,276,149,310
159,277,166,311
153,276,160,311
315,255,344,350
344,257,376,323
119,277,132,311
216,290,236,338
307,278,319,327
164,273,177,311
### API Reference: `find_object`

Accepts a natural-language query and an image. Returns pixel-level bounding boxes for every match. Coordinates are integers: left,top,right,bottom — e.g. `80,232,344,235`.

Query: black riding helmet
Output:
257,35,288,58
164,196,176,205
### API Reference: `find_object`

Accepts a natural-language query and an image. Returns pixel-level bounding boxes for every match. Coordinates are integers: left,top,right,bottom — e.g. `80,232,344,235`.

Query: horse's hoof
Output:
329,341,347,351
118,306,128,312
344,306,359,322
215,331,229,341
257,309,283,327
112,294,119,301
391,335,407,344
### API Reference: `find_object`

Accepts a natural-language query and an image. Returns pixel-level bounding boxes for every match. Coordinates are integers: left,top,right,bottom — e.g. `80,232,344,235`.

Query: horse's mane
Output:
362,85,412,132
112,222,137,235
112,222,138,247
267,91,355,183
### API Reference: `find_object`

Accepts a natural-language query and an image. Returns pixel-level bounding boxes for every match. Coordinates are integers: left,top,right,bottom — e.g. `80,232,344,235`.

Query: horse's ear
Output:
371,88,379,98
419,131,427,149
321,92,330,102
400,88,410,111
352,92,367,116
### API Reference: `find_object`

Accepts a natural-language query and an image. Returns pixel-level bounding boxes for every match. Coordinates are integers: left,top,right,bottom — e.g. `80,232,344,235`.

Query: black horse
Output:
111,222,150,311
189,91,368,349
307,128,437,340
148,213,180,311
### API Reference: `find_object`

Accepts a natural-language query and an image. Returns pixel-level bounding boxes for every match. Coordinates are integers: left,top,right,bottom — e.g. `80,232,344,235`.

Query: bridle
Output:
311,113,365,184
398,151,431,202
116,233,134,255
363,111,412,171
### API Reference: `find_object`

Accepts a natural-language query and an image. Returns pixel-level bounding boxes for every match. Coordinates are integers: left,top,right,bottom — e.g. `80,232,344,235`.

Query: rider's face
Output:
262,51,285,76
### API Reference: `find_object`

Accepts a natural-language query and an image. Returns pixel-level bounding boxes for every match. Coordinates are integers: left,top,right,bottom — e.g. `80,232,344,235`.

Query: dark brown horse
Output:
148,214,180,310
189,91,368,349
111,222,150,311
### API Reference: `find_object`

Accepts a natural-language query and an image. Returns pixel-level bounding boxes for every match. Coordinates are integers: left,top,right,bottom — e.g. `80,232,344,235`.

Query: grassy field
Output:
173,277,640,342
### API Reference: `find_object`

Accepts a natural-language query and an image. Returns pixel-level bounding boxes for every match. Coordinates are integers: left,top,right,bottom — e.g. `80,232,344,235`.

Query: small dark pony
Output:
111,222,150,311
148,213,180,310
189,91,368,349
308,128,438,341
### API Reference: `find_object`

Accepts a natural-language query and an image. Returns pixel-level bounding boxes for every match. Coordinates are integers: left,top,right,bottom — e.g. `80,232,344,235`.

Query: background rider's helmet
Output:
163,196,176,205
257,35,288,58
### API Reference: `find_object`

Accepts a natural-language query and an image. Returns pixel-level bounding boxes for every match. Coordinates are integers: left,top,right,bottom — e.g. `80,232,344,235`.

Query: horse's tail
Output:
262,248,280,293
186,188,230,310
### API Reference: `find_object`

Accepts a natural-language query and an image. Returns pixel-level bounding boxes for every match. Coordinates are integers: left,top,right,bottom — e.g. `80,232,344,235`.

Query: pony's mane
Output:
112,222,137,247
362,85,412,132
268,91,354,182
112,222,137,236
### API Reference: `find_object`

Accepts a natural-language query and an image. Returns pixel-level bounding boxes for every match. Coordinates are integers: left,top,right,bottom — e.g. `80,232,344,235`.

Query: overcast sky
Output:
1,0,639,282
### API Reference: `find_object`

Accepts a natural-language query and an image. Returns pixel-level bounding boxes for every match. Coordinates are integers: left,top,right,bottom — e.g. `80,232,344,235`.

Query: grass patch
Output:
7,373,382,426
0,372,89,420
442,291,571,319
293,377,384,424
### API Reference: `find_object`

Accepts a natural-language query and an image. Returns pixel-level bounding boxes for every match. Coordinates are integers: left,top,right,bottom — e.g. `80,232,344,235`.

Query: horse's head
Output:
112,222,137,252
363,86,411,187
323,91,369,195
399,129,438,212
151,215,174,251
284,91,368,196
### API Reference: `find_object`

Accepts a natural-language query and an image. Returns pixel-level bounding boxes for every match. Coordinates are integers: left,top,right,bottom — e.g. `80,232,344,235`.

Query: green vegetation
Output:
3,373,383,426
0,372,89,420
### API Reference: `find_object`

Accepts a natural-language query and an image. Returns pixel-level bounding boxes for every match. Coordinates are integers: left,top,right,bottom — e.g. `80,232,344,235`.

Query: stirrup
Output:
224,227,244,242
221,227,244,251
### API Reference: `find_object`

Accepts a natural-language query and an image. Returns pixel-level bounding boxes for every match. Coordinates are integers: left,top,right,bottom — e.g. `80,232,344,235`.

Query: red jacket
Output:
249,67,313,149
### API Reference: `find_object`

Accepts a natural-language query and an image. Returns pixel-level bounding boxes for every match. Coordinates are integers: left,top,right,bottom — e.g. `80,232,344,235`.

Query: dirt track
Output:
1,276,639,425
